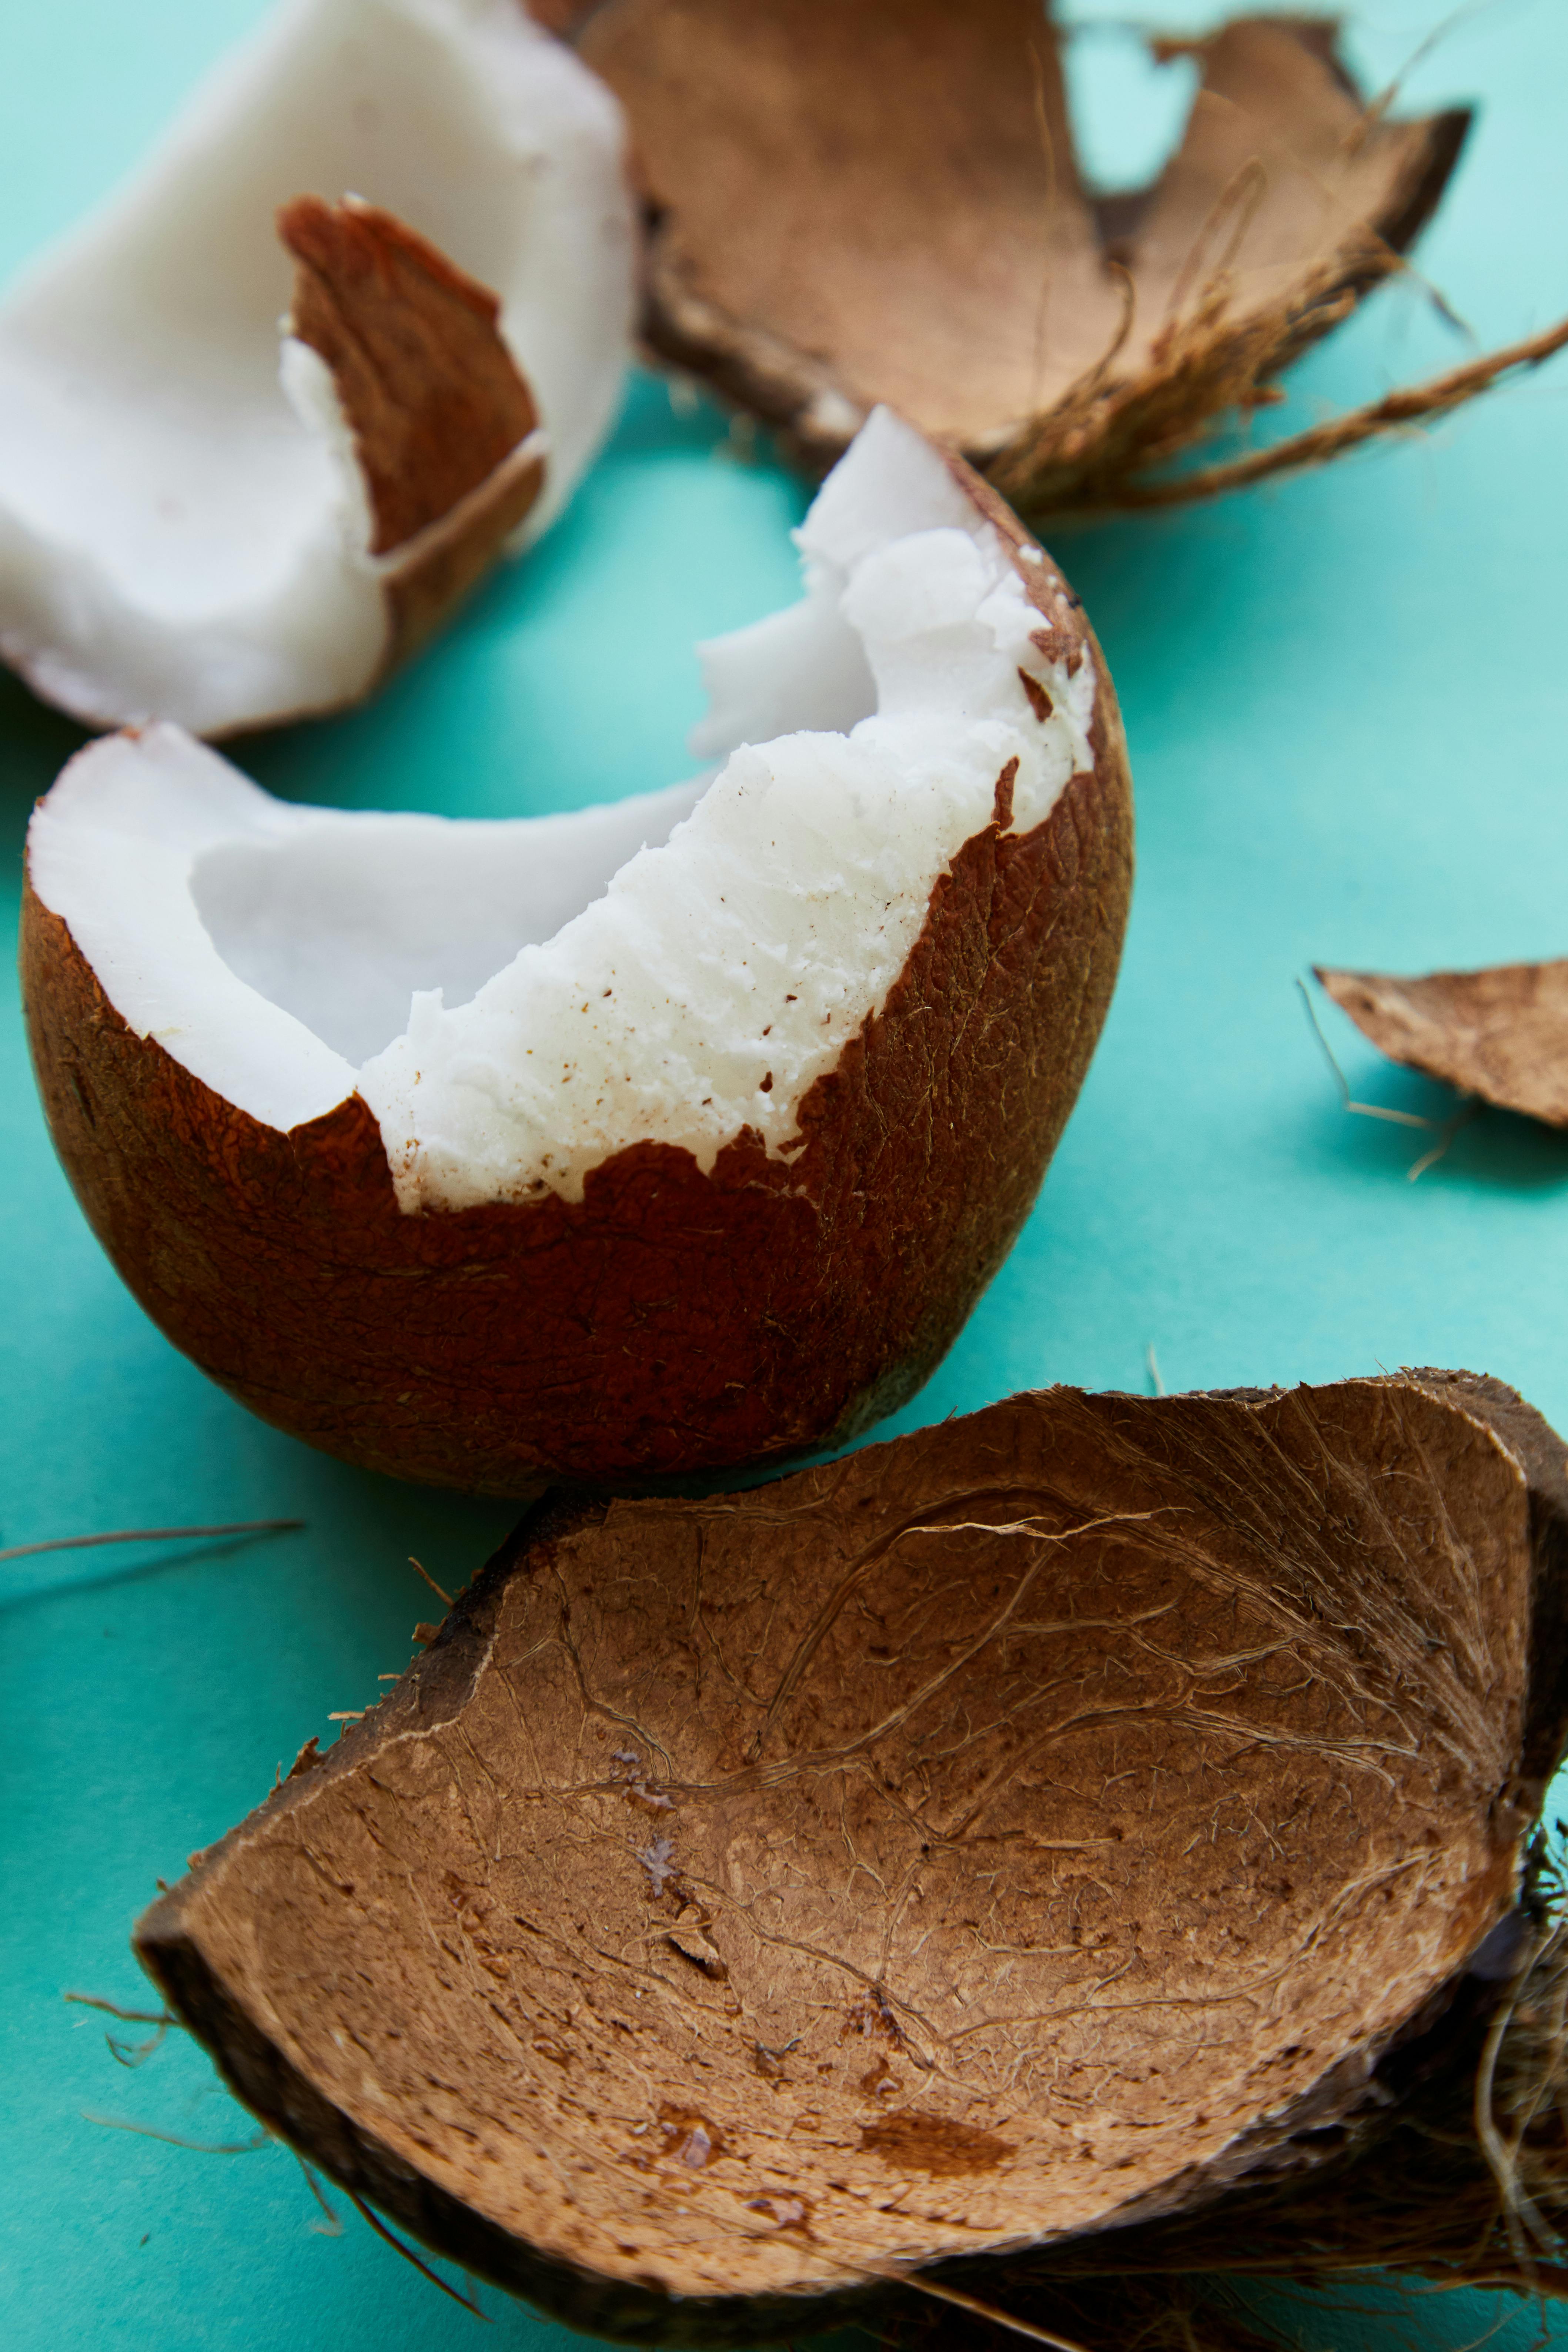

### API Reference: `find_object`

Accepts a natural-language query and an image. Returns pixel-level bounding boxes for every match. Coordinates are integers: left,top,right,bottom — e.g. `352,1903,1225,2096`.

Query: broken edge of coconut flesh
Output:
574,0,1568,515
1318,959,1568,1132
0,0,634,735
22,409,1133,1492
133,1371,1568,2345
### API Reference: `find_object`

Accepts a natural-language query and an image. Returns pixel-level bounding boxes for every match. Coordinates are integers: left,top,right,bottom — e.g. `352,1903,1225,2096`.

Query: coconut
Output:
0,0,633,735
134,1370,1568,2344
1317,960,1568,1130
571,0,1568,514
22,408,1133,1492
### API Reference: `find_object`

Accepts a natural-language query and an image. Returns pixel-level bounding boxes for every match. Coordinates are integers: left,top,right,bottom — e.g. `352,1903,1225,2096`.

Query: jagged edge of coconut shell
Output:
130,1368,1568,2347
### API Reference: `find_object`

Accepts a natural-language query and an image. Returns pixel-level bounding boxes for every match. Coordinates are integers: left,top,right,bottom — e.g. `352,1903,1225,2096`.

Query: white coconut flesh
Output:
0,0,632,735
29,409,1098,1209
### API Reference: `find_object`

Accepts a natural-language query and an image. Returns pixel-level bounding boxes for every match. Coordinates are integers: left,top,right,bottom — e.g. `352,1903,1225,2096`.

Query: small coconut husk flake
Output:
136,1370,1568,2346
572,0,1508,512
1318,960,1568,1130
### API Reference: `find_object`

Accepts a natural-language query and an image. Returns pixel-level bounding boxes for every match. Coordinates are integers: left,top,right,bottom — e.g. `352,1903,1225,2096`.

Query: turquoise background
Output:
3,1,1567,2346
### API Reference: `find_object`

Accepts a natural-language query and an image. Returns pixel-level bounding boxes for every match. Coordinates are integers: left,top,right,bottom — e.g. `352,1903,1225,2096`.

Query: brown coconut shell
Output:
21,461,1132,1493
1317,958,1568,1130
277,195,546,689
135,1369,1568,2345
573,0,1476,511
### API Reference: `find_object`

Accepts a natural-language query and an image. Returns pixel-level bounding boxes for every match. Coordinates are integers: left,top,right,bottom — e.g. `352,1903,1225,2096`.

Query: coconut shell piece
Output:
1318,960,1568,1129
576,0,1488,510
280,195,546,680
0,0,632,735
135,1370,1568,2344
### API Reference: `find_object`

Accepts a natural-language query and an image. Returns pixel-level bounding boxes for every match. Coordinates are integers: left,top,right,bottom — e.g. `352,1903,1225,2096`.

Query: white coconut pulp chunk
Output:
30,409,1097,1208
0,0,632,734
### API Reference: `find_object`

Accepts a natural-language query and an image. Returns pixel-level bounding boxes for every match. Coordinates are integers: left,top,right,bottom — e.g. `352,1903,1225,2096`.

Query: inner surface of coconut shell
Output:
137,1372,1560,2337
280,194,546,682
579,0,1469,499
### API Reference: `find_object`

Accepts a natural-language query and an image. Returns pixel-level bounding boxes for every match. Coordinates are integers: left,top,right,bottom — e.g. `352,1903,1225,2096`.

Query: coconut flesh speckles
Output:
30,409,1094,1211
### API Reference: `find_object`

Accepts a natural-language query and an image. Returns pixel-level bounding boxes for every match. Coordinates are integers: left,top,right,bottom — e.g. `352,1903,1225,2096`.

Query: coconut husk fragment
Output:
136,1370,1568,2346
1317,959,1568,1129
562,0,1546,514
280,195,545,676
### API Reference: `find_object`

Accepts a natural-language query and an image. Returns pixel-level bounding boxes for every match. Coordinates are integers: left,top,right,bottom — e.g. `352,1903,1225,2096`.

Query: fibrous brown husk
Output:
21,458,1131,1495
279,195,545,684
562,0,1540,515
136,1370,1568,2346
1317,960,1568,1130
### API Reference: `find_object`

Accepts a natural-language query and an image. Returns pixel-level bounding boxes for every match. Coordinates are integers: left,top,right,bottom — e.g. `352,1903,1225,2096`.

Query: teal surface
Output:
3,3,1568,2348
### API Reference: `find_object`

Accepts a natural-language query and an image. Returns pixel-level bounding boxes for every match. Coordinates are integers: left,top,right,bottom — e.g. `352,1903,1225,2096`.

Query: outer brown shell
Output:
134,1371,1568,2342
576,0,1468,509
1317,959,1568,1129
21,465,1133,1492
278,196,546,691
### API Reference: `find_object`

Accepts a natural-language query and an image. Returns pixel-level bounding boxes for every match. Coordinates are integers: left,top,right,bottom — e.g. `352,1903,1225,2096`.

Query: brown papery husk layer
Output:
562,0,1527,517
277,195,545,703
1318,960,1568,1132
21,462,1131,1493
136,1370,1568,2345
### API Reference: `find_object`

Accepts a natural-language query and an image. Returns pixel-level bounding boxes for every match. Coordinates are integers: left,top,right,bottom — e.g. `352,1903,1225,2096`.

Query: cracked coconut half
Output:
0,0,633,735
135,1370,1568,2343
23,408,1133,1491
567,0,1568,513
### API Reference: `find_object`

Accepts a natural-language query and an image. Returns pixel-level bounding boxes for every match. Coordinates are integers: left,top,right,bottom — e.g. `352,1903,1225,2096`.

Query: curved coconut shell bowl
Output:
136,1371,1568,2345
577,0,1471,511
22,463,1132,1495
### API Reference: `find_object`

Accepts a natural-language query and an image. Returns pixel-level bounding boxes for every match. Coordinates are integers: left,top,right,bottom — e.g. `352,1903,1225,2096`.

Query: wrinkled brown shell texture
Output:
136,1372,1568,2345
22,463,1131,1493
886,1898,1568,2348
279,195,545,687
576,0,1468,511
1318,960,1568,1130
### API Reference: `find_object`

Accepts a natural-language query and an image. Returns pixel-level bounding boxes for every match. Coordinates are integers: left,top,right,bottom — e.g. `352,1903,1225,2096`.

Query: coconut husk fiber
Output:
556,0,1568,516
135,1369,1568,2345
1318,960,1568,1131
